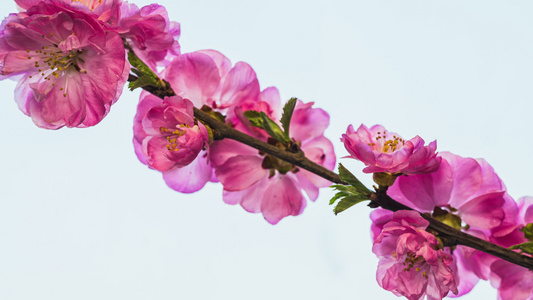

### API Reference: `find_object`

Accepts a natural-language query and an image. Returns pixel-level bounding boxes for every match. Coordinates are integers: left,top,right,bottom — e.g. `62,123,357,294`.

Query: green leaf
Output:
244,110,290,144
334,194,369,215
521,223,533,240
338,164,371,194
280,98,297,139
509,241,533,255
127,49,159,83
243,110,264,128
128,75,159,91
329,184,370,214
260,112,289,144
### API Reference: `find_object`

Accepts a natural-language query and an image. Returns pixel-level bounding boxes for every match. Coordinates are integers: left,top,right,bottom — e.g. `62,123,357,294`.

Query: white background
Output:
1,0,533,299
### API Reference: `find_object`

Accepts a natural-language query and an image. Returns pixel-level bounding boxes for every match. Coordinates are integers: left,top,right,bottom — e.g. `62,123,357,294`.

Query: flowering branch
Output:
128,74,533,271
371,190,533,270
4,0,533,297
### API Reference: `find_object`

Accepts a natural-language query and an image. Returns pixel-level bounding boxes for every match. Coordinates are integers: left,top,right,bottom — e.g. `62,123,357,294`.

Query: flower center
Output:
160,125,189,151
26,37,85,98
368,131,406,153
402,251,428,279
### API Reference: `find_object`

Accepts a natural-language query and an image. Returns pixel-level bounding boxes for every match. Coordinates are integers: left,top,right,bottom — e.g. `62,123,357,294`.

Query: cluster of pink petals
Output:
341,124,440,174
388,152,508,230
372,151,514,297
133,50,261,193
2,0,180,129
118,2,180,70
133,92,215,193
163,50,260,110
134,95,207,172
0,1,128,129
373,210,458,300
211,99,335,224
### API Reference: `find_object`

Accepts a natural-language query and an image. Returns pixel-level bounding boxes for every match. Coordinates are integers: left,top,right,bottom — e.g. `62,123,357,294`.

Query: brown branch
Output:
130,75,533,270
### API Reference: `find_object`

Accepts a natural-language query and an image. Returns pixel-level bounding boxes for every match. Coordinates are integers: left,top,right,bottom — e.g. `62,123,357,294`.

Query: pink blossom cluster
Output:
365,150,533,300
341,124,440,175
0,0,336,225
1,0,179,129
373,210,457,300
4,1,533,299
133,50,336,224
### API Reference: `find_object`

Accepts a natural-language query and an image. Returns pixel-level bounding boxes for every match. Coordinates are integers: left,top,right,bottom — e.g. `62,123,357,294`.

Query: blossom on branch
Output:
211,98,335,224
0,1,128,129
373,210,458,300
372,151,512,296
341,124,440,175
134,95,207,171
133,92,213,193
133,50,259,193
164,50,260,110
119,2,180,70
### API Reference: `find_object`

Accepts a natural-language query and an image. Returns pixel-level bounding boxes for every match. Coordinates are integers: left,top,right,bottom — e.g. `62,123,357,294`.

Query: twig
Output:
130,74,533,270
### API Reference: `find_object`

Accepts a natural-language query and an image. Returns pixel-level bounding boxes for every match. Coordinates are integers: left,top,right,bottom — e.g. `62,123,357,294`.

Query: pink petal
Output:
261,176,306,224
214,61,259,109
223,177,269,213
289,101,330,142
215,155,267,191
458,192,505,229
162,151,213,193
210,139,259,167
164,52,221,107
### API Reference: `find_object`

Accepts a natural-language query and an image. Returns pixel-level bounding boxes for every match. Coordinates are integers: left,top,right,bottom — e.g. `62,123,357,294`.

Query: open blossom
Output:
133,50,260,193
489,196,533,300
211,98,335,224
0,2,128,129
164,50,260,110
341,124,440,174
133,92,213,193
387,152,507,230
373,210,458,300
135,95,207,171
379,151,510,296
118,2,180,69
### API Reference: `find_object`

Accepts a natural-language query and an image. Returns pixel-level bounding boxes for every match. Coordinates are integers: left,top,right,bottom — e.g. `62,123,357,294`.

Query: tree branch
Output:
130,75,533,270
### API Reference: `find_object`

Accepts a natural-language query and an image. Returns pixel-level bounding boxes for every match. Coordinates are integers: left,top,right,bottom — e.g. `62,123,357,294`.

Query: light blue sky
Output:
2,1,533,299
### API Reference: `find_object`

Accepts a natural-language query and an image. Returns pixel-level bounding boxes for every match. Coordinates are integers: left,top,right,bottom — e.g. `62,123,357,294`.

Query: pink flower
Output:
136,95,207,171
373,210,458,300
489,197,533,300
0,2,128,129
133,92,214,193
211,98,335,224
382,151,510,296
164,50,260,110
341,124,440,174
132,50,259,193
388,152,507,230
119,2,180,70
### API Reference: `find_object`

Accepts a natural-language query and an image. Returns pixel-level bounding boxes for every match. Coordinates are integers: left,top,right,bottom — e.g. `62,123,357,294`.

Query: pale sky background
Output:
1,1,533,299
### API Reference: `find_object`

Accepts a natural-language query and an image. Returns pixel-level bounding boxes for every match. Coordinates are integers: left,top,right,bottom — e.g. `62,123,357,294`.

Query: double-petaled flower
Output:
0,1,128,128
